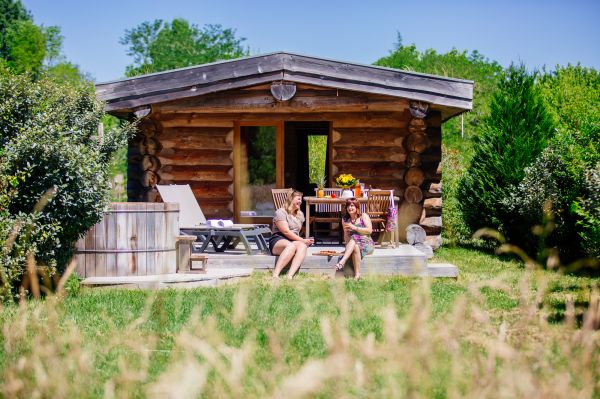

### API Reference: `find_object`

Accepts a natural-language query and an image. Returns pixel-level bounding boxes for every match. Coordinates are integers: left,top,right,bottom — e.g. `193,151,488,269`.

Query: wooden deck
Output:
80,244,458,288
193,244,457,278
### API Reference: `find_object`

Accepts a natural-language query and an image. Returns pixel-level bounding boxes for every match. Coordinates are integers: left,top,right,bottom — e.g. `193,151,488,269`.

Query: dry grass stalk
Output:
1,274,598,398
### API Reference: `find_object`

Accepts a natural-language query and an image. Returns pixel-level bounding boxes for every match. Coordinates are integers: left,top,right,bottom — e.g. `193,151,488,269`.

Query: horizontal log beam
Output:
158,149,233,166
160,165,233,182
155,111,408,127
333,147,406,163
154,89,409,114
332,128,404,147
160,131,232,151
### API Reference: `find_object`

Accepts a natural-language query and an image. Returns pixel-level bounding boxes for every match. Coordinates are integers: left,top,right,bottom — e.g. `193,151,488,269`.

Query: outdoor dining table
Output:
303,196,400,247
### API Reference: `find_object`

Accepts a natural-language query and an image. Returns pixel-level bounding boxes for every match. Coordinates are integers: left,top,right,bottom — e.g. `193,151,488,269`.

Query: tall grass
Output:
1,249,598,398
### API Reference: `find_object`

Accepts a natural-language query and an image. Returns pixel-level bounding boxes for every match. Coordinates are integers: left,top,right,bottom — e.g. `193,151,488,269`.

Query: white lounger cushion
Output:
156,184,207,228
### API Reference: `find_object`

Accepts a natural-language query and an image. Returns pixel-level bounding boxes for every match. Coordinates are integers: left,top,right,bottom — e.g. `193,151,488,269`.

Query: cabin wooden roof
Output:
96,52,474,121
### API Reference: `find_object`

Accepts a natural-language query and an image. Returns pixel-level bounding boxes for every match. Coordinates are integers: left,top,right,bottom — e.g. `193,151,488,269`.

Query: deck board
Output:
201,245,457,278
81,244,458,288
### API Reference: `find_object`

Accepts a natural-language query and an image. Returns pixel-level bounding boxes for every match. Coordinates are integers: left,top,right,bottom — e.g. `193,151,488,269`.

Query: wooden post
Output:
176,235,197,273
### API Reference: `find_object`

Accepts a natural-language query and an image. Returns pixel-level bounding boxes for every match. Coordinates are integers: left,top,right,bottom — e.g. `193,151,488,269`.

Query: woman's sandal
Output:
335,262,345,271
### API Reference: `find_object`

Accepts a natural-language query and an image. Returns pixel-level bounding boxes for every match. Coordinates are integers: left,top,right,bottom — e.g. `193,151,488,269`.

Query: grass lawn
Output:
1,246,598,398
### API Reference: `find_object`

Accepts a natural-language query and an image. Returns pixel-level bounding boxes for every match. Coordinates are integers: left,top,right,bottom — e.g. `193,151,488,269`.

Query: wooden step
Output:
189,254,207,273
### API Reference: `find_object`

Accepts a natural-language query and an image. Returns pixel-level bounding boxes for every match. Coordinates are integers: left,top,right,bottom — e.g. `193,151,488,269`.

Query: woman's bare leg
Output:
351,244,362,279
286,241,308,279
272,240,296,278
337,239,356,269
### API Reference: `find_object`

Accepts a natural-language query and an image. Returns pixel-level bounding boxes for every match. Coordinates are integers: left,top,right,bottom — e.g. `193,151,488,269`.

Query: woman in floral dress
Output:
335,197,374,279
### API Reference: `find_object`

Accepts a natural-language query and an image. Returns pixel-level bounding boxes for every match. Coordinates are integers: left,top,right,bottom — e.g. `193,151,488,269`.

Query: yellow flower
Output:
335,174,357,189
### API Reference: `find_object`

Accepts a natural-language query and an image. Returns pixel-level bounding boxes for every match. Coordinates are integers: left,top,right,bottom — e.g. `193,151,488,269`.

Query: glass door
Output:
234,121,283,224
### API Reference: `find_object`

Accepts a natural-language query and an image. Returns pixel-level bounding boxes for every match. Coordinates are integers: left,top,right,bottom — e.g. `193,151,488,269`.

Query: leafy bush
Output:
539,65,600,144
501,65,600,264
0,68,133,300
572,164,600,260
458,65,556,238
308,135,327,184
502,138,586,262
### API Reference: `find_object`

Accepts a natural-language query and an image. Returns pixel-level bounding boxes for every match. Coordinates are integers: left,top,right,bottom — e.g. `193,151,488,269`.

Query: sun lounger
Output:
156,184,270,255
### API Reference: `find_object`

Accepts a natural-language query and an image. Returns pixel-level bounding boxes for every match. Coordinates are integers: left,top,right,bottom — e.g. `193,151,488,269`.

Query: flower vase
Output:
341,188,354,198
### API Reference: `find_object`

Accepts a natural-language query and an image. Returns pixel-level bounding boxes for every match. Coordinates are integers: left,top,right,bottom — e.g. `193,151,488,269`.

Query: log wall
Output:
128,117,234,219
126,84,443,244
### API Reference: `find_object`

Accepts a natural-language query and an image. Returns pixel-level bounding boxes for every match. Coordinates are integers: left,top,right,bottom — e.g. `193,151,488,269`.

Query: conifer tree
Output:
458,64,555,238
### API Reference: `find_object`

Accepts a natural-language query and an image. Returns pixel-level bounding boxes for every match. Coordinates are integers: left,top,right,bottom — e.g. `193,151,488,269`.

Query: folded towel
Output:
219,220,234,227
206,219,234,227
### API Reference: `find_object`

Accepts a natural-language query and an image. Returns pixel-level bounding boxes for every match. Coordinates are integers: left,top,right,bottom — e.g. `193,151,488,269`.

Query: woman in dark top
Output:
269,190,314,279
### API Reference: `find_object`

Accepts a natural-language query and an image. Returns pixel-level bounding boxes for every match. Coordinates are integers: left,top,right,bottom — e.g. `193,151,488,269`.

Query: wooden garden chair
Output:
271,188,293,210
311,188,343,244
366,189,391,235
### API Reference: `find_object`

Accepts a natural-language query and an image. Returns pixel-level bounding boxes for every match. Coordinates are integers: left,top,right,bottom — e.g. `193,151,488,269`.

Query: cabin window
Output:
239,125,277,218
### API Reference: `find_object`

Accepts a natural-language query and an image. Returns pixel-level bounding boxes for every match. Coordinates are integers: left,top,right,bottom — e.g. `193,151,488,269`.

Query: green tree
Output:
4,19,45,74
0,0,85,81
458,65,556,239
120,18,249,77
0,0,30,58
44,61,89,85
538,65,600,166
375,33,503,150
40,26,89,84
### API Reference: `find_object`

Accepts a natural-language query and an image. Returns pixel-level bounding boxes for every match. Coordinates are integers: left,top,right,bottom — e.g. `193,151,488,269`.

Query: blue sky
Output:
22,0,600,83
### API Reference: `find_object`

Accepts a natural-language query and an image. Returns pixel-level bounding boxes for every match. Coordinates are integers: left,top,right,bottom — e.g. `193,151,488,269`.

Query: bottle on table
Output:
354,180,361,197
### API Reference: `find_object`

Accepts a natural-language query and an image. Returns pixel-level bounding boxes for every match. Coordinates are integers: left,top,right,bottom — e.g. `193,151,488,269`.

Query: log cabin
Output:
96,52,473,248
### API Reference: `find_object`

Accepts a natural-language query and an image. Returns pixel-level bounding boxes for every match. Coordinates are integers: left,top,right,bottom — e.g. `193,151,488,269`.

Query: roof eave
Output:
97,52,473,115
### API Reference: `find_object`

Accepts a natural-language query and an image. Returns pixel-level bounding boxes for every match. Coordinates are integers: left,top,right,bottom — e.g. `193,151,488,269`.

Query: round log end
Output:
404,167,425,187
405,133,430,153
406,223,427,245
404,185,423,204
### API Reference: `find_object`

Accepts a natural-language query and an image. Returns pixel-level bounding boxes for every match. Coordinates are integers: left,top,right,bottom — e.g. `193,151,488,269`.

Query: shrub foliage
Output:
572,164,600,259
503,65,600,263
503,139,585,262
0,68,133,300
